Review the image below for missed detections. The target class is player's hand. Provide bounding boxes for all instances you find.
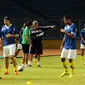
[28,39,30,43]
[6,34,11,38]
[60,29,65,33]
[51,25,55,28]
[30,44,32,47]
[0,44,2,48]
[15,34,19,38]
[60,45,63,50]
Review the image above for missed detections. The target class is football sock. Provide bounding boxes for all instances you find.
[70,61,74,74]
[62,61,68,72]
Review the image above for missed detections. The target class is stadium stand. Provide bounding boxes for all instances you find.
[0,0,85,39]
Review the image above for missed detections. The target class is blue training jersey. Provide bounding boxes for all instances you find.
[64,23,77,49]
[18,28,24,44]
[1,24,18,46]
[80,29,85,45]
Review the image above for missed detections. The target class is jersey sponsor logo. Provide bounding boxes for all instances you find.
[31,30,42,33]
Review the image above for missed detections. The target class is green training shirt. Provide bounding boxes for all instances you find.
[22,27,31,44]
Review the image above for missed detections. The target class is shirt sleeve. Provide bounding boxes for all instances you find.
[39,26,51,31]
[71,26,77,34]
[80,30,83,37]
[24,28,29,36]
[71,25,77,38]
[14,27,18,34]
[0,31,2,38]
[0,27,4,38]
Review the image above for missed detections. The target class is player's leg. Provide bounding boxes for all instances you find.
[25,44,30,66]
[37,54,41,68]
[9,44,18,75]
[35,53,37,59]
[21,44,26,67]
[15,44,22,57]
[36,43,43,68]
[3,46,9,75]
[60,48,69,77]
[33,53,38,63]
[15,49,21,58]
[11,56,18,75]
[0,64,2,79]
[22,44,30,68]
[68,50,76,78]
[13,44,22,64]
[4,57,9,74]
[80,44,85,62]
[10,44,21,64]
[29,46,36,67]
[29,54,33,67]
[21,54,25,68]
[25,53,29,68]
[10,49,20,64]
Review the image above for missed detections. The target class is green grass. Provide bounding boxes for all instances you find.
[0,56,85,85]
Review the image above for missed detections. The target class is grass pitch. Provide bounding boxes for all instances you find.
[0,56,85,85]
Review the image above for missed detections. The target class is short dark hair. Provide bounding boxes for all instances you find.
[63,15,72,21]
[26,21,32,26]
[4,16,11,21]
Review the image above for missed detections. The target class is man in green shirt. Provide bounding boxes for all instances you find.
[21,21,32,68]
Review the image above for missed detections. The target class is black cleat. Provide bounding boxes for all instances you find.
[0,77,2,79]
[29,65,32,68]
[37,65,41,68]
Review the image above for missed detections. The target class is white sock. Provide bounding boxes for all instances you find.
[22,64,24,66]
[34,58,37,61]
[21,64,25,68]
[37,62,40,65]
[28,61,32,65]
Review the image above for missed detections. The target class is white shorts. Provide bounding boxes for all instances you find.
[3,44,16,58]
[17,44,22,50]
[80,44,85,49]
[61,48,76,59]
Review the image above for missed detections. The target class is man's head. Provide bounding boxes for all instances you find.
[84,24,85,28]
[4,16,11,26]
[22,23,26,29]
[63,15,72,25]
[32,20,39,29]
[26,21,32,28]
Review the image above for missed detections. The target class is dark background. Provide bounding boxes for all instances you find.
[0,0,85,39]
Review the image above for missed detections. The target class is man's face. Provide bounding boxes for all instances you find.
[84,24,85,28]
[63,18,69,24]
[4,19,10,25]
[34,24,39,29]
[23,23,26,29]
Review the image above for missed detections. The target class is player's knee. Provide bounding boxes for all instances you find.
[5,57,9,59]
[61,58,65,62]
[69,59,73,63]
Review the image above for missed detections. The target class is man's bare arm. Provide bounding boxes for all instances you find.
[60,37,65,49]
[60,29,74,38]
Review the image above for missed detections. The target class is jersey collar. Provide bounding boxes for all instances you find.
[5,24,12,29]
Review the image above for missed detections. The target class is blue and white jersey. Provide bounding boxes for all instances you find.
[1,24,18,46]
[18,28,24,44]
[64,23,77,49]
[80,29,85,45]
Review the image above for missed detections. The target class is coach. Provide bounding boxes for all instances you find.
[29,21,55,68]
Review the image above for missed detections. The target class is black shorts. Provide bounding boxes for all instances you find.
[22,44,30,53]
[30,43,43,55]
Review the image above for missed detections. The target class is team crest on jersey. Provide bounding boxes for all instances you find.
[1,27,7,31]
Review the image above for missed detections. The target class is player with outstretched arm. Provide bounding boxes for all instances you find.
[29,21,55,68]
